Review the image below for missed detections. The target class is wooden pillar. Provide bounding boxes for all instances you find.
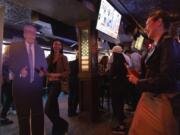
[76,21,99,121]
[0,5,5,108]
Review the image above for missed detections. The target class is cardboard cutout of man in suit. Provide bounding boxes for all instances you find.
[4,24,47,135]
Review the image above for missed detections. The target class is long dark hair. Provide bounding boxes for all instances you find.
[50,38,63,56]
[48,39,64,72]
[99,56,108,69]
[111,52,128,79]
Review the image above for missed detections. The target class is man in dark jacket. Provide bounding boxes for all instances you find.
[68,58,79,117]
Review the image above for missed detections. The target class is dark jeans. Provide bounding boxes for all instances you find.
[128,84,141,111]
[98,75,110,109]
[45,81,68,135]
[14,89,44,135]
[111,79,127,124]
[68,78,79,115]
[111,91,125,124]
[1,81,13,118]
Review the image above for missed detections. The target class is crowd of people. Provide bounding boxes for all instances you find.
[97,45,142,134]
[0,9,180,135]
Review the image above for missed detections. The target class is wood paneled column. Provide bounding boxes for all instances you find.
[76,20,99,121]
[0,5,5,108]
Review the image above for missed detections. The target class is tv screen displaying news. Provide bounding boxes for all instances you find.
[96,0,122,39]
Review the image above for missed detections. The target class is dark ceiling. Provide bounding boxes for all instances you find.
[8,0,98,48]
[4,0,180,47]
[111,0,180,31]
[9,0,180,29]
[11,0,97,25]
[9,0,179,34]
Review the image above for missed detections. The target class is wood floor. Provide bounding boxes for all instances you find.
[0,94,133,135]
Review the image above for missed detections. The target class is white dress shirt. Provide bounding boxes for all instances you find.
[25,41,35,82]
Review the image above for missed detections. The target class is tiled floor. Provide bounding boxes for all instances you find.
[0,94,133,135]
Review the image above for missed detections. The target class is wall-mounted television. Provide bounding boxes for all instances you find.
[96,0,122,39]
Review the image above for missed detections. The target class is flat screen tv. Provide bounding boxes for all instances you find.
[96,0,122,39]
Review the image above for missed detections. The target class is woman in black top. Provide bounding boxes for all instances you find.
[45,39,69,135]
[110,46,129,134]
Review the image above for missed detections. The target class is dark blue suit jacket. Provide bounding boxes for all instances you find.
[5,40,47,93]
